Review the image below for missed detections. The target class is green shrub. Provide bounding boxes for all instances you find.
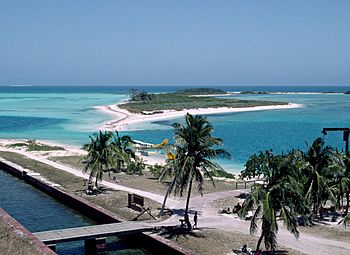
[7,143,28,148]
[126,158,145,175]
[148,164,164,178]
[205,169,235,179]
[7,140,64,151]
[27,140,65,151]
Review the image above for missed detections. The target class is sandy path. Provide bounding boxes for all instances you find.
[159,190,350,255]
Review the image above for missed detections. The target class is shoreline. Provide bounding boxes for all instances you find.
[96,103,304,131]
[0,138,166,167]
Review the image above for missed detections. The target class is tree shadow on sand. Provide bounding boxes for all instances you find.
[235,192,249,199]
[76,186,114,195]
[157,208,199,217]
[232,249,289,255]
[157,226,206,241]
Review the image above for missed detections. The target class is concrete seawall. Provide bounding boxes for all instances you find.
[0,159,197,255]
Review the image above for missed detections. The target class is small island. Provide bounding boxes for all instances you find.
[97,88,302,131]
[119,88,288,113]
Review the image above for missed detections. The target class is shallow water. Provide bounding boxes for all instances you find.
[0,85,349,172]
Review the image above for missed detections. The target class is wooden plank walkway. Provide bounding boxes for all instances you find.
[33,222,153,244]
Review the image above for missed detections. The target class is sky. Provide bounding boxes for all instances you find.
[1,1,350,86]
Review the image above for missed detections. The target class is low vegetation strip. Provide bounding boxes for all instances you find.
[120,90,287,113]
[7,140,65,151]
[0,208,56,255]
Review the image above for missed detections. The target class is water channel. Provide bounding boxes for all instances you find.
[0,169,152,254]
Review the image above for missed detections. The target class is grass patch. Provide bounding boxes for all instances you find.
[120,93,287,113]
[48,155,85,169]
[299,224,350,243]
[0,221,44,255]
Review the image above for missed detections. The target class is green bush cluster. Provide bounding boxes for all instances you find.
[148,164,164,178]
[126,159,145,175]
[205,168,235,179]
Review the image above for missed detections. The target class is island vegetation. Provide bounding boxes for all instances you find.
[175,87,227,95]
[240,91,269,94]
[120,88,287,113]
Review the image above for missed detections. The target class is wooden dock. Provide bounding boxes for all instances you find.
[33,222,153,244]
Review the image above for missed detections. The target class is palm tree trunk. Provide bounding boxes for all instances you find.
[345,191,350,215]
[184,177,193,230]
[313,193,318,215]
[256,230,264,251]
[95,175,98,189]
[159,179,174,216]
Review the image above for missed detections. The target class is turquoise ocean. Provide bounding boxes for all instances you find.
[1,85,349,173]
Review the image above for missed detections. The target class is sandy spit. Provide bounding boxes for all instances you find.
[96,103,304,131]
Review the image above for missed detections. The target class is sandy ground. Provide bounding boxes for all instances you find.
[158,190,350,255]
[96,103,303,131]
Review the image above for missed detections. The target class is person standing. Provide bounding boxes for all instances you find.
[193,211,198,229]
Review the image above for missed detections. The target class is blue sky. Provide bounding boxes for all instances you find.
[1,1,350,86]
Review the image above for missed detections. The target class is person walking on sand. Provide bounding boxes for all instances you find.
[193,211,198,229]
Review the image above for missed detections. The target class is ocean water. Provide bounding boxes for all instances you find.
[0,85,349,173]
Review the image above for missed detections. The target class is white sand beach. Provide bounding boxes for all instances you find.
[97,103,304,131]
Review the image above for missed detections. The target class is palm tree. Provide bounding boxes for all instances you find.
[302,137,336,215]
[242,150,275,179]
[110,131,135,172]
[83,131,114,188]
[161,113,230,229]
[82,130,134,189]
[343,154,350,214]
[241,150,308,251]
[330,152,350,215]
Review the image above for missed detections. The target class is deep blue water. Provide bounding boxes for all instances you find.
[0,85,349,172]
[1,85,349,93]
